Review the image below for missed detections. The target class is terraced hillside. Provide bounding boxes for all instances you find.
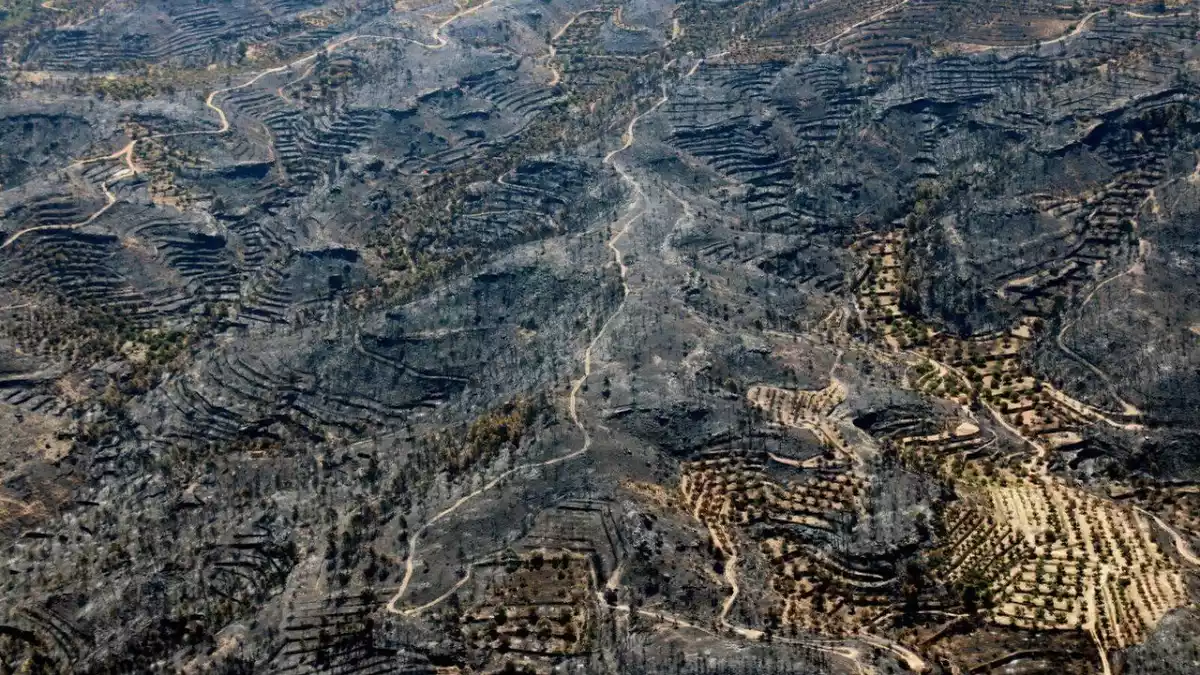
[2,0,1200,673]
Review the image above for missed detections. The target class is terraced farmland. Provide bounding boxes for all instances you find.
[2,0,1200,672]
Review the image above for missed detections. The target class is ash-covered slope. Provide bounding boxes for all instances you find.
[1,0,1200,673]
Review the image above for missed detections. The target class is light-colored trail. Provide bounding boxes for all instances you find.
[1124,9,1197,19]
[69,141,136,170]
[1136,507,1200,567]
[951,9,1105,54]
[1055,246,1146,419]
[384,416,591,613]
[428,0,498,46]
[813,0,911,50]
[604,86,668,168]
[2,140,137,250]
[611,6,648,33]
[2,3,497,252]
[858,632,929,673]
[710,526,742,629]
[1028,9,1105,47]
[387,80,666,617]
[733,0,910,56]
[277,62,318,103]
[0,494,41,517]
[1043,385,1144,432]
[600,599,873,675]
[395,565,475,616]
[545,8,608,86]
[687,465,897,669]
[1090,626,1114,675]
[951,7,1177,55]
[1,170,123,251]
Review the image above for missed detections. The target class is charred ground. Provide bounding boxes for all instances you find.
[2,0,1200,673]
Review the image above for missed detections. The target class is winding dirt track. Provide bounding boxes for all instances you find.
[1090,626,1114,675]
[1022,9,1104,48]
[730,0,910,58]
[1136,507,1200,567]
[813,0,911,50]
[706,524,743,630]
[955,8,1184,55]
[0,141,136,251]
[0,494,41,518]
[857,632,929,673]
[598,597,875,675]
[1,169,124,251]
[545,8,608,86]
[1054,243,1147,419]
[1,0,497,252]
[385,82,666,618]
